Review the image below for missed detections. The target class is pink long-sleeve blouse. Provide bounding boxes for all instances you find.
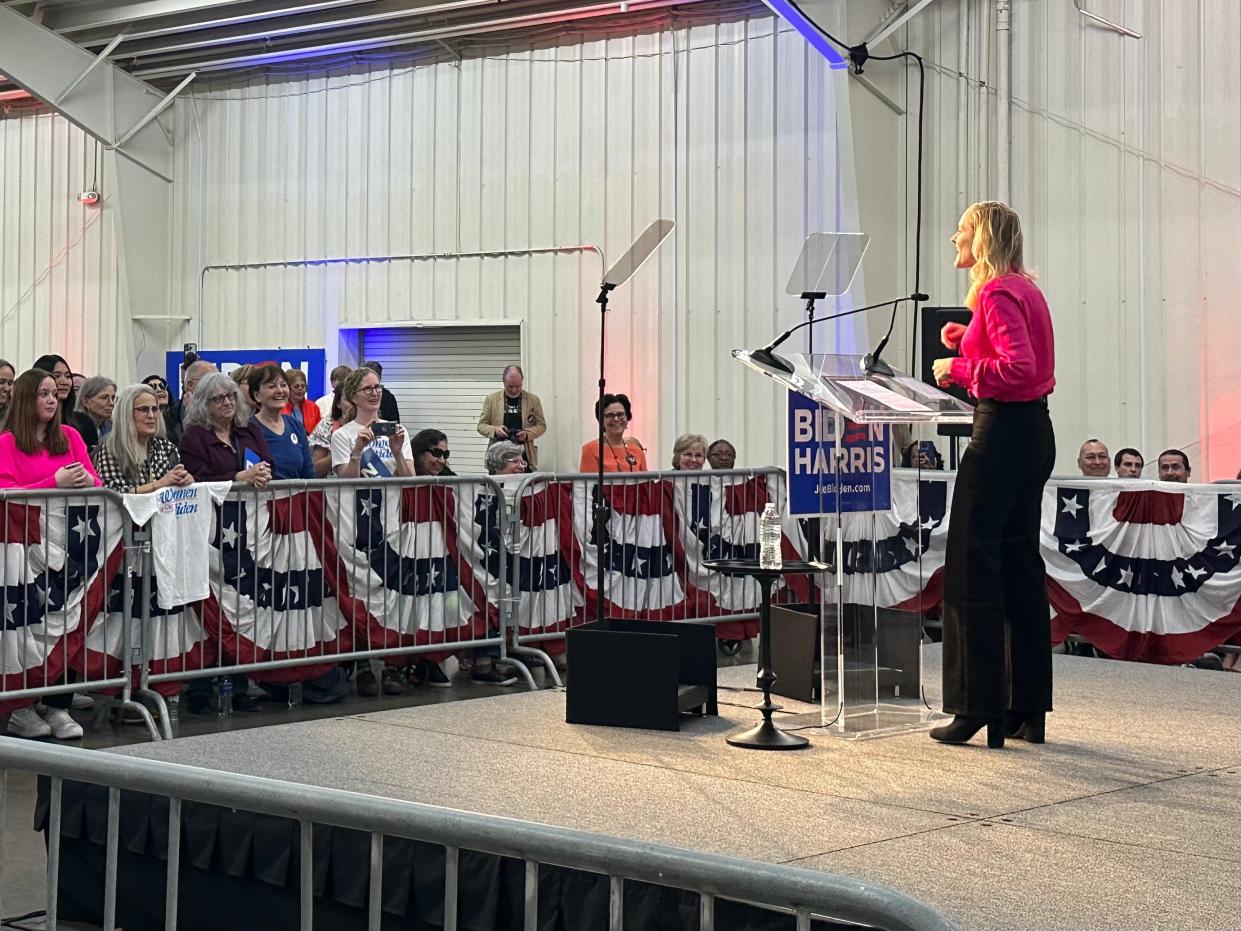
[948,273,1055,402]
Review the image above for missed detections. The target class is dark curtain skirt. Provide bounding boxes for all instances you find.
[37,779,869,931]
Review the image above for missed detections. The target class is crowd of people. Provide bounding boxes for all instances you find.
[1074,438,1197,482]
[1,348,1234,739]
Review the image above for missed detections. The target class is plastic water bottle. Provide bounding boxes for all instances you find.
[217,677,234,719]
[166,693,180,727]
[287,681,303,712]
[759,503,783,570]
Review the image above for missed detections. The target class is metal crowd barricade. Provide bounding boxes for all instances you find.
[0,488,159,739]
[137,474,530,734]
[0,739,961,931]
[504,467,814,680]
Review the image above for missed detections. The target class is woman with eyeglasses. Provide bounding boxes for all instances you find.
[411,428,456,477]
[31,354,99,452]
[0,368,101,740]
[93,384,193,494]
[281,368,321,436]
[177,372,273,488]
[579,393,647,473]
[75,375,117,443]
[330,367,411,478]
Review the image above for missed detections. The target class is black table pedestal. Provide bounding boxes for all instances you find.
[704,558,828,751]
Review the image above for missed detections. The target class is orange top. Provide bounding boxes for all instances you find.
[579,438,648,473]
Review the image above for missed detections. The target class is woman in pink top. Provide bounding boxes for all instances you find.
[928,202,1056,750]
[0,369,100,740]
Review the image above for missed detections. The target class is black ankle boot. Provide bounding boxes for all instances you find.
[930,715,1004,748]
[1005,711,1046,743]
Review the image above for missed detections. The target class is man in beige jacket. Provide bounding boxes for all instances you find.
[477,364,547,469]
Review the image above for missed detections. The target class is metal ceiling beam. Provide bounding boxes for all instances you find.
[89,0,497,59]
[53,0,370,37]
[0,3,184,367]
[129,0,710,78]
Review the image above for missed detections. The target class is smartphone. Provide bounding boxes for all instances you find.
[371,421,397,438]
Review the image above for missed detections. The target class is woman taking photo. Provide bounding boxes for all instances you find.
[94,384,194,493]
[579,393,648,473]
[330,367,411,478]
[31,354,98,451]
[178,372,273,489]
[0,368,99,740]
[248,364,315,480]
[930,201,1056,749]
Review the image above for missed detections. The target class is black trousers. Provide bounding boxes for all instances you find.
[941,398,1056,717]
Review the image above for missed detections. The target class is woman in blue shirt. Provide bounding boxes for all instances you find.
[247,363,315,480]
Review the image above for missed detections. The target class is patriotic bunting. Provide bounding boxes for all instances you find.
[4,473,1240,704]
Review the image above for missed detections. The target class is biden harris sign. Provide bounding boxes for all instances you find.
[787,390,891,516]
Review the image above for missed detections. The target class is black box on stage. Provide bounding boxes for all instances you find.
[566,619,717,731]
[919,306,975,439]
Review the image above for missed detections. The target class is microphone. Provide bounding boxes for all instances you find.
[862,292,927,376]
[750,292,929,376]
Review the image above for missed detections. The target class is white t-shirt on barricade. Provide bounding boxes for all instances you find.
[330,420,412,478]
[123,482,233,609]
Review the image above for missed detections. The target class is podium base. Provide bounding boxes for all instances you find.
[726,720,810,750]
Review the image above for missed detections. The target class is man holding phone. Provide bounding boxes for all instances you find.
[477,364,547,470]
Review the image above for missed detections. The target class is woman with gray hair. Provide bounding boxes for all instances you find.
[484,440,527,476]
[75,375,117,444]
[177,371,272,487]
[93,384,193,493]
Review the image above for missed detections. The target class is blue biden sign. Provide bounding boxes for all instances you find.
[787,390,891,516]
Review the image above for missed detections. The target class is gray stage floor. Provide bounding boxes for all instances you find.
[102,647,1241,931]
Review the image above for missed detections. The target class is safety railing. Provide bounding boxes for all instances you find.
[505,468,816,654]
[0,470,816,739]
[0,738,961,931]
[0,488,160,738]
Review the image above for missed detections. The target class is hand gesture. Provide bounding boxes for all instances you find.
[931,357,954,387]
[514,430,527,443]
[940,321,967,350]
[391,424,408,460]
[54,463,91,489]
[494,426,509,440]
[162,465,193,487]
[353,427,374,453]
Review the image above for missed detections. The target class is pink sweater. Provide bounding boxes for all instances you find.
[949,274,1056,402]
[0,427,102,489]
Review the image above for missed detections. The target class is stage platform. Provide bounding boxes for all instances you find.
[109,646,1241,931]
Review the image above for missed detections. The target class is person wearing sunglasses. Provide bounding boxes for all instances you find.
[30,354,99,452]
[330,367,411,478]
[141,375,172,411]
[93,384,193,494]
[579,393,647,473]
[412,428,456,478]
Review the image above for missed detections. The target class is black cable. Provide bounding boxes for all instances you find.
[766,0,929,376]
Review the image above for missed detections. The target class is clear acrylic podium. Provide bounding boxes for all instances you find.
[733,347,975,738]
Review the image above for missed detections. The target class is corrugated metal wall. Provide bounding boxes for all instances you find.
[3,1,1237,476]
[0,114,125,378]
[169,14,862,471]
[897,0,1241,478]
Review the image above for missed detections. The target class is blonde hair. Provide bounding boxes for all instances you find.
[671,433,708,469]
[962,201,1030,310]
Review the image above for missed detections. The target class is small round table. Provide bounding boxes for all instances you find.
[704,558,830,750]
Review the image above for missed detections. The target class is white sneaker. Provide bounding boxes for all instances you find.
[40,707,84,740]
[71,694,95,710]
[7,706,52,738]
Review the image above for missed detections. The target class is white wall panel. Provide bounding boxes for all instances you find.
[167,13,861,472]
[886,0,1241,478]
[0,114,126,380]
